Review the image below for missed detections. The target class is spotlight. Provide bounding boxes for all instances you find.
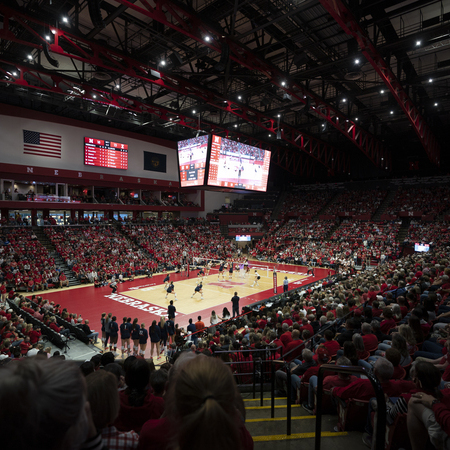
[429,78,433,83]
[268,134,272,137]
[238,95,242,100]
[281,81,286,86]
[434,102,438,106]
[355,58,360,64]
[342,98,347,102]
[355,117,358,121]
[390,110,394,114]
[116,84,120,89]
[234,124,238,128]
[12,71,18,77]
[92,94,97,99]
[277,114,281,118]
[62,16,69,23]
[380,89,385,94]
[416,40,421,46]
[45,35,51,41]
[192,110,196,114]
[205,35,211,42]
[27,54,33,60]
[160,60,166,66]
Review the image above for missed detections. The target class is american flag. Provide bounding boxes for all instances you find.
[23,130,62,158]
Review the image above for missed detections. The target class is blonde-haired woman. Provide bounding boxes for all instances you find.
[139,354,253,450]
[158,316,169,356]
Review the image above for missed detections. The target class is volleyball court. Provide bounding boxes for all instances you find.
[25,260,327,358]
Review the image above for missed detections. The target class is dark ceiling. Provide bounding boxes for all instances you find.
[0,0,449,182]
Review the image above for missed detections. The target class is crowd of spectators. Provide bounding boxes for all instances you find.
[0,227,61,292]
[385,186,450,216]
[2,207,450,448]
[44,225,156,282]
[121,218,237,267]
[322,189,388,216]
[404,221,450,247]
[279,190,335,216]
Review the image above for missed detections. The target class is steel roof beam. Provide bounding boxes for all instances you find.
[319,0,441,167]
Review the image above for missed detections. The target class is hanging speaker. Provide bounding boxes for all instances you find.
[214,43,230,72]
[43,43,59,68]
[88,0,105,29]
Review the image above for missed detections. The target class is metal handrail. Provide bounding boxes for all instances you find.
[315,364,386,450]
[281,304,364,362]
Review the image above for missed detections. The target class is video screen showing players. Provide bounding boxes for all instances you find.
[207,135,271,192]
[177,135,209,187]
[415,243,430,252]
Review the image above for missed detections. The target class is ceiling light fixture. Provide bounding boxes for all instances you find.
[380,89,385,94]
[354,58,360,64]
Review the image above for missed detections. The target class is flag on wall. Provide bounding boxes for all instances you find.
[23,130,62,158]
[144,151,167,173]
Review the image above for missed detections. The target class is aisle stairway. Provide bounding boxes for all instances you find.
[242,395,363,449]
[372,189,396,221]
[32,227,80,286]
[271,190,288,220]
[396,218,411,244]
[312,191,343,219]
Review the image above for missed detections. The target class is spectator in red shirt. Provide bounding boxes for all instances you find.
[20,336,32,356]
[299,318,314,337]
[380,308,397,334]
[284,330,304,363]
[280,323,293,348]
[361,322,379,352]
[332,358,415,402]
[321,329,341,357]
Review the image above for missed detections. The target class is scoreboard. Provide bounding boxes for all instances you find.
[84,137,128,170]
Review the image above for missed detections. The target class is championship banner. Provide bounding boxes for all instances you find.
[273,270,277,294]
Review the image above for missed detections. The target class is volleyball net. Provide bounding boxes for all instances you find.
[191,257,271,277]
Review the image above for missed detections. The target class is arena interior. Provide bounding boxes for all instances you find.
[1,1,450,449]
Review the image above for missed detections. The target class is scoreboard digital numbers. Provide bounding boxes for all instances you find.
[84,137,128,170]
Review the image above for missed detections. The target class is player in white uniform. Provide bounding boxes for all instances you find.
[251,270,260,287]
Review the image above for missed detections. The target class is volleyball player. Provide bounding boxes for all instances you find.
[244,259,249,277]
[205,261,212,276]
[191,282,204,300]
[138,323,148,357]
[165,281,177,301]
[228,261,234,280]
[218,261,225,281]
[163,273,170,290]
[109,316,119,355]
[119,317,131,358]
[197,267,205,281]
[251,270,260,287]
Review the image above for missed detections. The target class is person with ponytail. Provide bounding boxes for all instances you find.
[138,354,253,450]
[114,358,164,433]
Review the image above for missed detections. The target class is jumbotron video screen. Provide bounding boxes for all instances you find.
[177,135,209,187]
[207,135,271,191]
